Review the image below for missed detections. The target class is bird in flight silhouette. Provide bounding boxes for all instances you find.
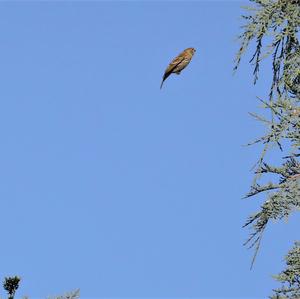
[160,47,196,89]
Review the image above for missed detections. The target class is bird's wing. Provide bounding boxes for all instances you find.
[160,56,185,89]
[164,55,185,75]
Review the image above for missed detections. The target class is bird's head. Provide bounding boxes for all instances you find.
[186,47,196,55]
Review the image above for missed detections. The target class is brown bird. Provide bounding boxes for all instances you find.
[160,47,196,89]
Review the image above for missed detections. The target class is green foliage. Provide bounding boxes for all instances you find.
[270,242,300,298]
[235,0,300,293]
[2,277,79,299]
[235,0,300,95]
[3,276,21,299]
[46,289,80,299]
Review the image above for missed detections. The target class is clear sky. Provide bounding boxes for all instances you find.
[0,1,299,298]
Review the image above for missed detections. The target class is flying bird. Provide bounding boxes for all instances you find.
[160,47,196,89]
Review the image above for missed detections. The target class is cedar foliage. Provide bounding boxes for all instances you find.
[1,277,79,299]
[3,277,20,299]
[235,0,300,297]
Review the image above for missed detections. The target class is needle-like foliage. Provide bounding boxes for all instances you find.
[3,277,21,299]
[270,242,300,298]
[235,0,300,296]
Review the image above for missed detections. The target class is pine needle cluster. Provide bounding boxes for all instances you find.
[271,242,300,298]
[235,0,300,296]
[1,277,79,299]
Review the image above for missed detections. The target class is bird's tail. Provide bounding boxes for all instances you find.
[160,72,170,89]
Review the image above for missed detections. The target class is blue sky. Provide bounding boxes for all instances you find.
[0,1,299,298]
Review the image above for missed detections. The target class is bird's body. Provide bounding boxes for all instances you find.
[160,47,196,89]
